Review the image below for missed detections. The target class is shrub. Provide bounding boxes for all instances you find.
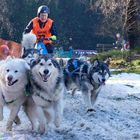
[90,50,129,61]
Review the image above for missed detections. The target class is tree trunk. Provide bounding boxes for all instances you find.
[125,0,138,50]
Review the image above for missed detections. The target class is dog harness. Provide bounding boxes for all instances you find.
[34,92,52,103]
[89,78,102,90]
[33,77,62,103]
[65,59,85,76]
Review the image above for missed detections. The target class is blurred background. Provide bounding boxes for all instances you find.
[0,0,139,50]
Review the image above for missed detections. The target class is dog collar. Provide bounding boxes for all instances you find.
[90,78,101,89]
[34,92,52,103]
[2,94,16,105]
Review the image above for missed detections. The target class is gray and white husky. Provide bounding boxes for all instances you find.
[30,56,65,133]
[64,59,110,112]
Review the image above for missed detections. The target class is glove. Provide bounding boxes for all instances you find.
[51,35,57,41]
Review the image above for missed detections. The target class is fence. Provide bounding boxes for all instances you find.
[96,44,114,53]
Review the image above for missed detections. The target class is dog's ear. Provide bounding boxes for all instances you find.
[5,56,13,62]
[104,57,111,67]
[93,59,99,67]
[25,62,30,70]
[51,59,61,70]
[21,47,26,58]
[20,59,30,70]
[22,48,32,58]
[34,53,40,60]
[30,60,36,68]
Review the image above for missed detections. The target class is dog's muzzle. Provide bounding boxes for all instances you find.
[101,79,106,85]
[7,75,18,86]
[98,78,106,85]
[39,72,51,82]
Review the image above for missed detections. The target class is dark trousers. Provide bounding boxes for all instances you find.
[45,44,53,54]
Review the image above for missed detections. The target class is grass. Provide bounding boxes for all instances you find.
[90,50,129,61]
[110,59,140,74]
[90,49,140,74]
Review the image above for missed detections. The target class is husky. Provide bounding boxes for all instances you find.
[64,59,110,112]
[30,56,65,133]
[22,48,40,65]
[21,33,40,65]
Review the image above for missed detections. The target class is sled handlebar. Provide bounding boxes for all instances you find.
[37,38,52,42]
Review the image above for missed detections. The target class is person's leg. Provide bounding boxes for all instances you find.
[45,44,53,57]
[45,44,53,53]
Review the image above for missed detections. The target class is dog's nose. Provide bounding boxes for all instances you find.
[7,75,13,81]
[44,69,49,75]
[102,78,105,82]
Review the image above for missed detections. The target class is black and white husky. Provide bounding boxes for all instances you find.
[64,59,110,112]
[22,48,40,65]
[21,33,40,65]
[30,56,65,133]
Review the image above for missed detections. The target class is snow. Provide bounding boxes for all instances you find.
[0,73,140,140]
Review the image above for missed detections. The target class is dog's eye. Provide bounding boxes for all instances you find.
[40,63,44,66]
[48,63,52,66]
[15,70,18,73]
[6,69,10,72]
[99,72,102,75]
[28,56,32,58]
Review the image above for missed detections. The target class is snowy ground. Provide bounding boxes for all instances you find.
[0,73,140,140]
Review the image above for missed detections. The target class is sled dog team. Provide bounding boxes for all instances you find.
[0,33,110,134]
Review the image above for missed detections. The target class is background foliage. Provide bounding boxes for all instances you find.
[0,0,139,50]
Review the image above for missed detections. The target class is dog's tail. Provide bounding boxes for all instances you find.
[21,33,36,50]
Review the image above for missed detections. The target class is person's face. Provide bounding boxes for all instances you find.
[39,13,48,22]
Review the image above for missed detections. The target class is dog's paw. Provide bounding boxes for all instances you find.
[6,124,12,131]
[55,118,61,128]
[87,108,96,112]
[39,125,46,135]
[0,115,3,121]
[6,121,13,131]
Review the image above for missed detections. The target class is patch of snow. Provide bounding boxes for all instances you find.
[0,73,140,140]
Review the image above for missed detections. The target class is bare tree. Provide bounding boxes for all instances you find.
[78,0,139,39]
[124,0,138,49]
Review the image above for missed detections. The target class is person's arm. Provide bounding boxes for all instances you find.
[50,22,57,41]
[23,21,33,34]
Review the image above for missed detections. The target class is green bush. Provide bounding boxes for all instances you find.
[132,46,140,54]
[90,50,129,61]
[90,49,140,73]
[110,59,140,74]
